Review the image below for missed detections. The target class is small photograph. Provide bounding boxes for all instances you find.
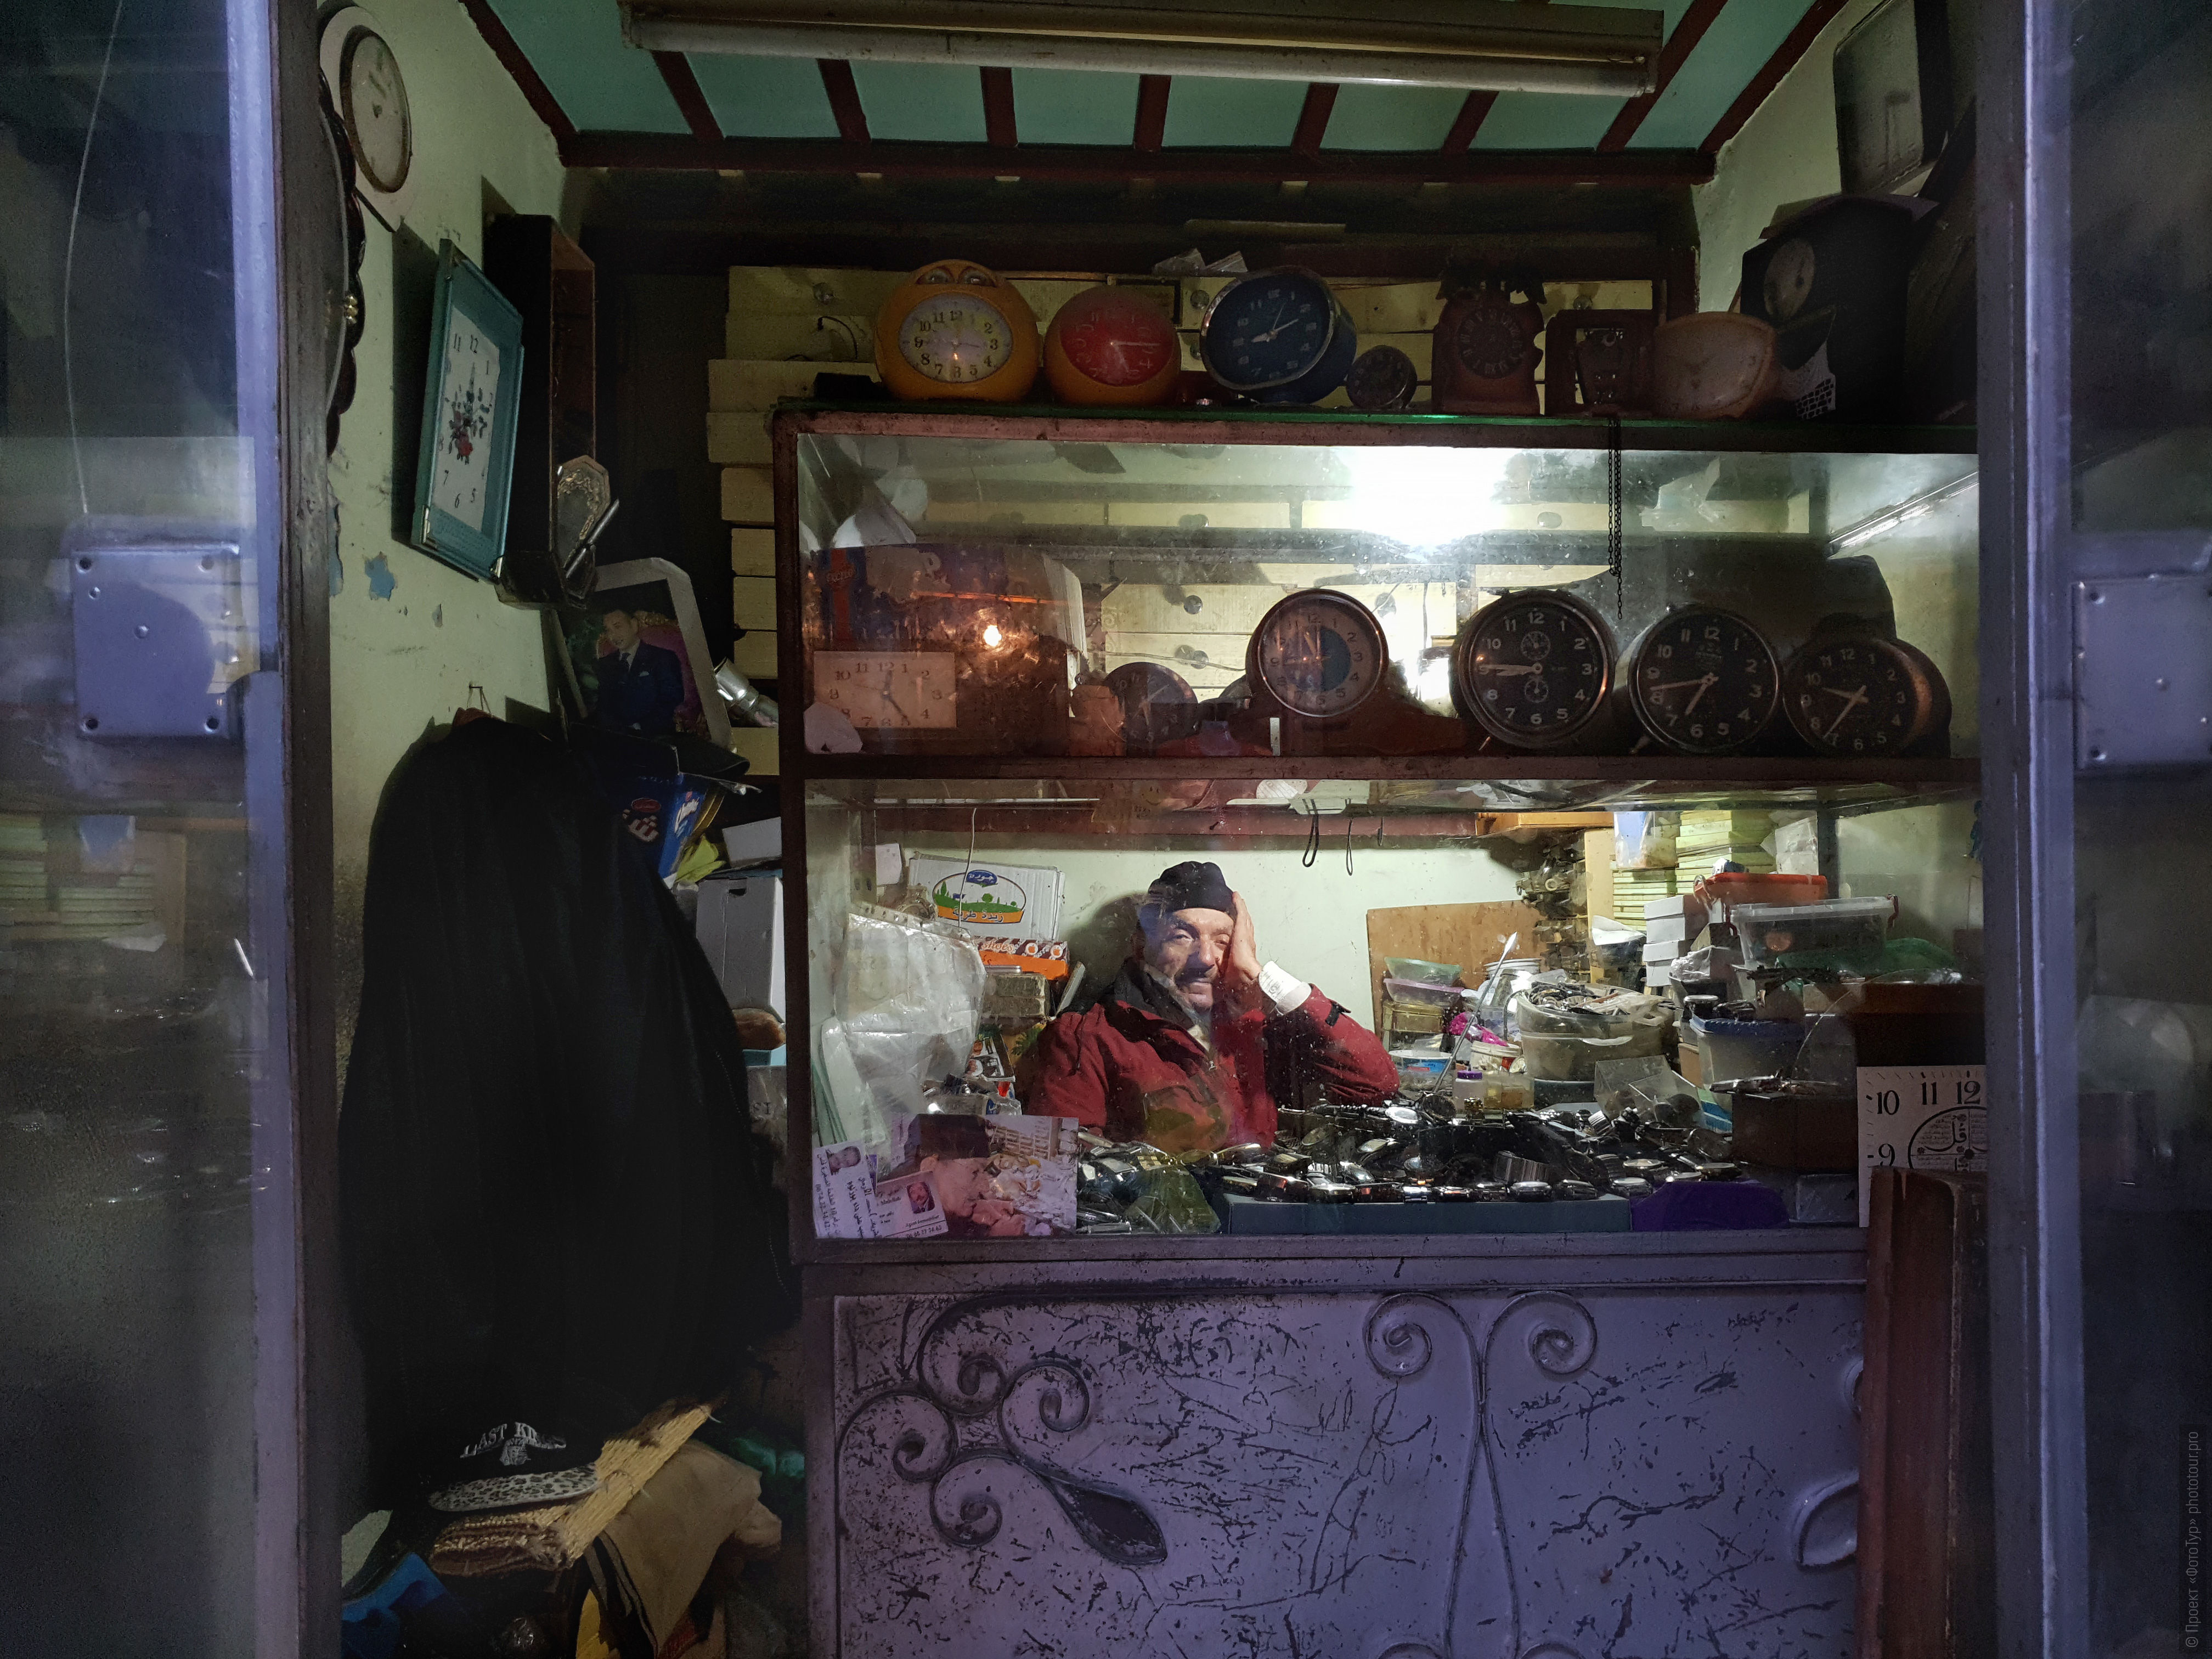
[563,558,728,744]
[882,1114,1079,1238]
[871,1167,950,1240]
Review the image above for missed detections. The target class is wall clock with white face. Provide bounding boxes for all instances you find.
[319,8,415,227]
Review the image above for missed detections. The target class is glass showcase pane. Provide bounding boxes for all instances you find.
[795,431,1977,763]
[802,775,1983,1243]
[0,0,278,1648]
[2067,3,2212,1650]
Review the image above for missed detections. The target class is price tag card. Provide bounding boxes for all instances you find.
[1855,1065,1989,1224]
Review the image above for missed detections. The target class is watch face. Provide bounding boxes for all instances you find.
[899,294,1015,385]
[1453,299,1533,381]
[1201,273,1335,391]
[341,29,410,195]
[1782,635,1930,755]
[1455,590,1615,748]
[1249,591,1386,719]
[1059,292,1177,387]
[1628,608,1778,754]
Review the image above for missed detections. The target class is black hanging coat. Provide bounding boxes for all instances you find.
[339,717,794,1500]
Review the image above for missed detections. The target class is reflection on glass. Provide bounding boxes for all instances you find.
[795,433,1978,760]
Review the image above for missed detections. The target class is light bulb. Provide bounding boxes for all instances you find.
[983,623,1003,649]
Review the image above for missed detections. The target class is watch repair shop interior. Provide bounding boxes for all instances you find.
[320,0,1986,1643]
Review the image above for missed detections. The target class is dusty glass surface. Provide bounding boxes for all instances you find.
[800,776,1982,1243]
[0,0,278,1647]
[793,428,1978,761]
[2066,3,2212,1650]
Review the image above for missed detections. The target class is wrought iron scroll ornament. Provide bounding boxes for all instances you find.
[837,1311,1168,1569]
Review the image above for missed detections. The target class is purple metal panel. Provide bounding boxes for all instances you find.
[820,1263,1866,1657]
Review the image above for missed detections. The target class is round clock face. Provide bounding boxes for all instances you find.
[1249,591,1387,720]
[1628,607,1779,754]
[1346,345,1418,411]
[899,293,1015,385]
[1102,661,1198,751]
[1454,590,1615,748]
[1058,292,1177,387]
[1782,634,1939,756]
[340,29,411,196]
[1454,301,1533,381]
[1201,272,1335,391]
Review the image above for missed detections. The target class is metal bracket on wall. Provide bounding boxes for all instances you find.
[2075,571,2212,770]
[70,538,249,740]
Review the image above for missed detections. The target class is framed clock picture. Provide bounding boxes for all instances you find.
[410,241,524,581]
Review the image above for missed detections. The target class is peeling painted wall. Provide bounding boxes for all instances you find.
[1694,0,1889,314]
[325,0,574,1060]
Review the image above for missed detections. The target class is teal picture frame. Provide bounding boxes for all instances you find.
[410,240,524,580]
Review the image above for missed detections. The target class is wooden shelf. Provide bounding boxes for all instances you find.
[798,752,1977,785]
[780,402,1978,456]
[799,754,1980,820]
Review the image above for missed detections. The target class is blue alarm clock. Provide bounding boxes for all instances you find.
[1199,268,1357,403]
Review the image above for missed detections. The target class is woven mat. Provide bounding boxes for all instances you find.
[428,1401,714,1578]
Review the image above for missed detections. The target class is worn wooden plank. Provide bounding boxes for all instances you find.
[731,527,777,577]
[733,575,778,630]
[1365,899,1544,1020]
[721,465,774,524]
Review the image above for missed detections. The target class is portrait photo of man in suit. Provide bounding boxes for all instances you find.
[591,607,687,735]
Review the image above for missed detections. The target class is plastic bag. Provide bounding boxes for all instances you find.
[834,909,987,1124]
[1123,1163,1222,1234]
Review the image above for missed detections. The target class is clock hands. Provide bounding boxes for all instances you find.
[1818,682,1869,733]
[1481,663,1547,676]
[1648,673,1718,715]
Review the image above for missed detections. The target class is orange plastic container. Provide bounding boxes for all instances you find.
[1692,871,1827,922]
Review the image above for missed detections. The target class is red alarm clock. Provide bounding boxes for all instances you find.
[1043,286,1182,406]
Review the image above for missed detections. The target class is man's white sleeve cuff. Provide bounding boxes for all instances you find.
[1258,961,1310,1015]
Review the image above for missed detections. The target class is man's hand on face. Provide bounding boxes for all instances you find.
[1224,890,1263,991]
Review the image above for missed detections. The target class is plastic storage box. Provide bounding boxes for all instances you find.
[1692,871,1827,921]
[1733,895,1895,970]
[1689,1015,1809,1087]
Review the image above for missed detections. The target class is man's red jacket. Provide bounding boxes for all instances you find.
[1022,960,1400,1151]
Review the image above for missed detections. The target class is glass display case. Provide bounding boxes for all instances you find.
[776,408,1981,1254]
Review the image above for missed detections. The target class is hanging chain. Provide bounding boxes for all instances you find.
[1607,413,1624,615]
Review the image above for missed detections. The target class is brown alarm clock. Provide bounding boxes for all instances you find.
[1781,632,1951,756]
[1434,274,1544,415]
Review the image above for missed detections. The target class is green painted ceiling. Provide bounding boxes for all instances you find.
[482,0,1827,155]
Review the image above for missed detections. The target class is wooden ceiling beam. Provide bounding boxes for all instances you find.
[455,0,576,144]
[1598,0,1731,151]
[558,132,1715,187]
[1293,82,1340,159]
[818,59,871,143]
[651,51,722,144]
[1134,74,1172,151]
[1441,90,1499,151]
[980,65,1018,147]
[1702,0,1850,153]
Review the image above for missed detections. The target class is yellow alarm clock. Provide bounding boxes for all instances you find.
[873,261,1040,403]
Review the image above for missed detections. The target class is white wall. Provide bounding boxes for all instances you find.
[326,0,572,1053]
[900,834,1525,1028]
[1694,0,1888,312]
